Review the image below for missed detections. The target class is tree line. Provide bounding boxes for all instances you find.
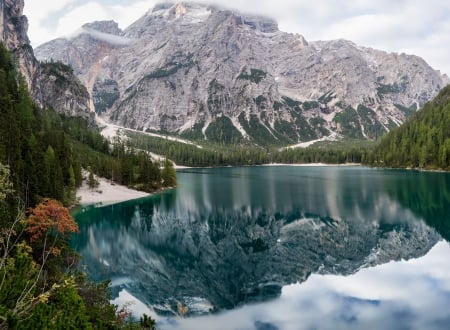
[128,131,368,167]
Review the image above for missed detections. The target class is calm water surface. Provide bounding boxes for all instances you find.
[72,166,450,330]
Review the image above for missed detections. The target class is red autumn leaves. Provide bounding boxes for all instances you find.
[26,198,79,242]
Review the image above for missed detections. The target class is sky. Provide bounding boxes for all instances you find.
[23,0,450,76]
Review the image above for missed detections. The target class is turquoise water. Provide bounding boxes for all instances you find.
[72,166,450,329]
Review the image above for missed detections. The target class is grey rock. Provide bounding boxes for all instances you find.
[35,1,449,145]
[0,0,92,119]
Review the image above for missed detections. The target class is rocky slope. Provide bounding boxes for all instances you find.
[0,0,91,119]
[35,1,449,145]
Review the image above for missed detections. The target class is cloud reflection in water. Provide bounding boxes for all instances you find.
[169,241,450,330]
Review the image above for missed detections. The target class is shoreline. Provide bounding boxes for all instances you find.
[175,163,362,170]
[76,176,150,207]
[261,162,361,167]
[76,163,447,207]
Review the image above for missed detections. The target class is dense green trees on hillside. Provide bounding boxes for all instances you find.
[128,131,368,167]
[0,42,171,210]
[0,43,158,328]
[369,85,450,170]
[65,116,173,192]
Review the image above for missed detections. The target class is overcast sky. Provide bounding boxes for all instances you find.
[24,0,450,76]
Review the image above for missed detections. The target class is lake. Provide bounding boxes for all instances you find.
[72,166,450,330]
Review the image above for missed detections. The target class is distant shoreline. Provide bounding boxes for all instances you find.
[261,163,361,167]
[175,163,362,170]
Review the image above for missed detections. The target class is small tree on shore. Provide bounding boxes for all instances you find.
[161,160,176,187]
[87,167,99,190]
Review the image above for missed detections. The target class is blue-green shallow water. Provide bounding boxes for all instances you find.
[72,166,450,330]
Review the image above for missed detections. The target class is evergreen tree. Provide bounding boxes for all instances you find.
[162,159,177,187]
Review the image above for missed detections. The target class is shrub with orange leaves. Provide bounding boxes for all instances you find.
[26,198,79,242]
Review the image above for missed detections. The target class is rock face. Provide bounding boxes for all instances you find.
[0,0,91,119]
[35,1,449,145]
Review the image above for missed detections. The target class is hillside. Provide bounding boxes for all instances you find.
[35,1,449,147]
[370,85,450,170]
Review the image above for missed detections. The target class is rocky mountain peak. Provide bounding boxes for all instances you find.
[82,20,123,35]
[0,0,35,88]
[0,0,92,119]
[0,0,27,46]
[145,1,279,32]
[35,1,449,146]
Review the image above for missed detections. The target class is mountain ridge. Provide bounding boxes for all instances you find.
[35,1,449,146]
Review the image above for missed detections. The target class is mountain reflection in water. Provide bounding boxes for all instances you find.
[72,166,450,328]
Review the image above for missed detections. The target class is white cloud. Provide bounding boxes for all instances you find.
[24,0,76,22]
[123,241,450,330]
[23,0,450,75]
[24,0,156,46]
[53,2,111,38]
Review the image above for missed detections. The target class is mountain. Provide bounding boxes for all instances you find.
[370,84,450,170]
[35,1,449,146]
[0,0,92,119]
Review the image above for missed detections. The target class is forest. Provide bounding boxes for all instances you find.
[369,85,450,170]
[0,44,158,328]
[127,131,369,167]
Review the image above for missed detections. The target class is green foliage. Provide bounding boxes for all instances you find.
[0,164,13,200]
[205,116,243,144]
[0,44,158,329]
[255,95,267,107]
[127,130,370,167]
[0,44,76,206]
[145,54,195,79]
[281,96,302,110]
[162,160,177,187]
[289,111,318,142]
[369,85,450,170]
[0,242,39,328]
[40,61,87,96]
[40,60,74,78]
[274,119,298,142]
[87,167,99,189]
[145,65,178,79]
[140,314,156,330]
[127,131,268,167]
[62,116,169,193]
[302,101,320,110]
[309,116,330,137]
[273,144,367,164]
[272,101,283,110]
[356,105,386,140]
[237,68,267,84]
[333,107,364,139]
[180,121,205,141]
[18,278,91,330]
[238,113,282,146]
[394,103,417,118]
[376,81,406,98]
[76,276,118,329]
